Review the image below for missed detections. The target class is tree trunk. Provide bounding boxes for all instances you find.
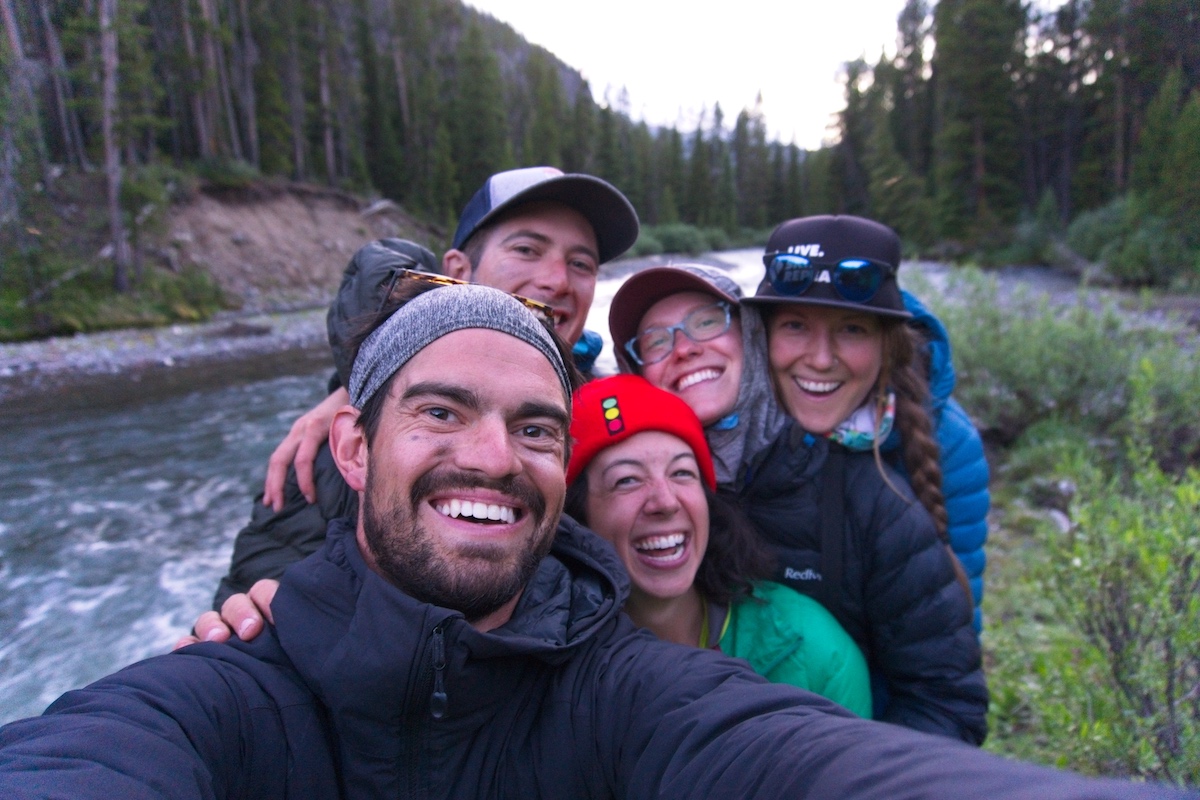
[236,0,258,167]
[38,0,92,170]
[99,0,131,291]
[1113,29,1127,192]
[316,8,337,182]
[180,0,214,158]
[198,0,243,161]
[283,0,305,179]
[1,0,51,182]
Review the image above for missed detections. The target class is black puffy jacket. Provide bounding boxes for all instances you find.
[734,421,989,744]
[3,518,1183,800]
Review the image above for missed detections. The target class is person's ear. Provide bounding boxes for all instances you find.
[329,406,368,492]
[443,249,471,281]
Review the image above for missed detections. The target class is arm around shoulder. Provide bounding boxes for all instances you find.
[213,444,356,610]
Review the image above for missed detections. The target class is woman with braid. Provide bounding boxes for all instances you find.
[607,216,988,744]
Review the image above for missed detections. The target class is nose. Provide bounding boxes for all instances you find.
[669,327,702,359]
[808,328,837,370]
[642,476,682,516]
[533,253,570,297]
[452,416,521,478]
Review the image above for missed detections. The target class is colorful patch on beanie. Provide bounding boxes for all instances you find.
[601,396,625,436]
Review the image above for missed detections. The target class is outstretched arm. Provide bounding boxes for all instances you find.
[262,387,349,509]
[0,646,333,799]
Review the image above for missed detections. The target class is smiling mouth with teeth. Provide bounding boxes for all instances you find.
[676,369,721,392]
[633,533,687,562]
[436,498,518,525]
[796,378,843,395]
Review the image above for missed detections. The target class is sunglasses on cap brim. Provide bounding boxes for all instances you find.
[379,269,556,326]
[761,253,895,303]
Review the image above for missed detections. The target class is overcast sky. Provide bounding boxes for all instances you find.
[465,0,910,150]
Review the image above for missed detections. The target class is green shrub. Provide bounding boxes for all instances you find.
[646,223,709,255]
[1105,214,1191,287]
[701,226,731,252]
[926,269,1200,471]
[985,367,1200,784]
[195,158,260,190]
[1067,197,1129,263]
[1039,368,1200,782]
[930,270,1131,443]
[629,230,664,257]
[993,190,1062,266]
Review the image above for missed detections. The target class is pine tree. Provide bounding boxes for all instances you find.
[732,97,770,230]
[835,57,873,215]
[684,108,712,225]
[866,102,934,247]
[359,0,405,199]
[932,0,1025,241]
[449,21,510,207]
[523,49,564,167]
[562,81,595,173]
[1130,67,1183,204]
[1158,90,1200,246]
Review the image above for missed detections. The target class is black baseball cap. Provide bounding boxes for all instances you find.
[746,215,911,319]
[451,166,640,265]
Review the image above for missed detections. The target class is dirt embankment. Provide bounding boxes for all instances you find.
[0,184,445,417]
[167,183,445,313]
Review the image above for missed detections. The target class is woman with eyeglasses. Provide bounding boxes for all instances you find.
[563,374,873,718]
[606,219,988,744]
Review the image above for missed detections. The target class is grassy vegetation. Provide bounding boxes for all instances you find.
[629,223,770,257]
[919,270,1200,784]
[1,169,229,343]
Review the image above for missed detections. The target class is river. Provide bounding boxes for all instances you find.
[0,249,1188,725]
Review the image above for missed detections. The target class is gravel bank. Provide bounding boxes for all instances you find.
[0,308,334,419]
[0,254,684,420]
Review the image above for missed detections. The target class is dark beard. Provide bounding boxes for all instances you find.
[361,465,558,623]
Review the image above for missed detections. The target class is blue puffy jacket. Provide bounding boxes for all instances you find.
[885,291,990,631]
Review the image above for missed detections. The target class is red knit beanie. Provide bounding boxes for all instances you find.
[566,374,716,490]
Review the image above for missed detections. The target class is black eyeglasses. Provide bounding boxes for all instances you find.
[761,253,894,303]
[379,269,556,326]
[624,301,733,366]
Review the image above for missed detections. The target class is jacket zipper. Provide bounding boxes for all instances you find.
[430,624,447,719]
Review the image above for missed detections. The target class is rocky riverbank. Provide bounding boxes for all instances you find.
[5,250,1197,421]
[0,307,335,419]
[0,253,691,419]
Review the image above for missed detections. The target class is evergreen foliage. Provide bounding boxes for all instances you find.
[2,0,1199,295]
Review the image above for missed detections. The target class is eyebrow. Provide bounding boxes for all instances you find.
[401,384,568,428]
[600,450,696,477]
[499,228,599,263]
[401,382,481,412]
[514,401,570,429]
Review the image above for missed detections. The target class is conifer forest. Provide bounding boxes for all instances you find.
[1,0,1198,291]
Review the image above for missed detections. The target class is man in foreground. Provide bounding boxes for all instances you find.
[0,283,1191,799]
[209,165,637,610]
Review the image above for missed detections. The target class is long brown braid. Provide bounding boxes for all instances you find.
[874,321,948,540]
[875,320,973,608]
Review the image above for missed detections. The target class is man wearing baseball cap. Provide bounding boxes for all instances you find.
[201,167,637,629]
[3,283,1189,800]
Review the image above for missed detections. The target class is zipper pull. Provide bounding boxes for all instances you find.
[430,625,447,720]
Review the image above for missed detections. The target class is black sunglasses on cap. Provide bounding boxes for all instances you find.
[761,253,895,304]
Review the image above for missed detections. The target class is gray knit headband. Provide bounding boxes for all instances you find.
[349,283,571,408]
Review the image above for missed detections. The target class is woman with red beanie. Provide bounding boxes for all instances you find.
[564,374,872,717]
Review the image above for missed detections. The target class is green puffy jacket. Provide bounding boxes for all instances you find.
[722,581,872,718]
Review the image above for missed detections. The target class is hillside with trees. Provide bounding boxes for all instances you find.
[1,0,1198,340]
